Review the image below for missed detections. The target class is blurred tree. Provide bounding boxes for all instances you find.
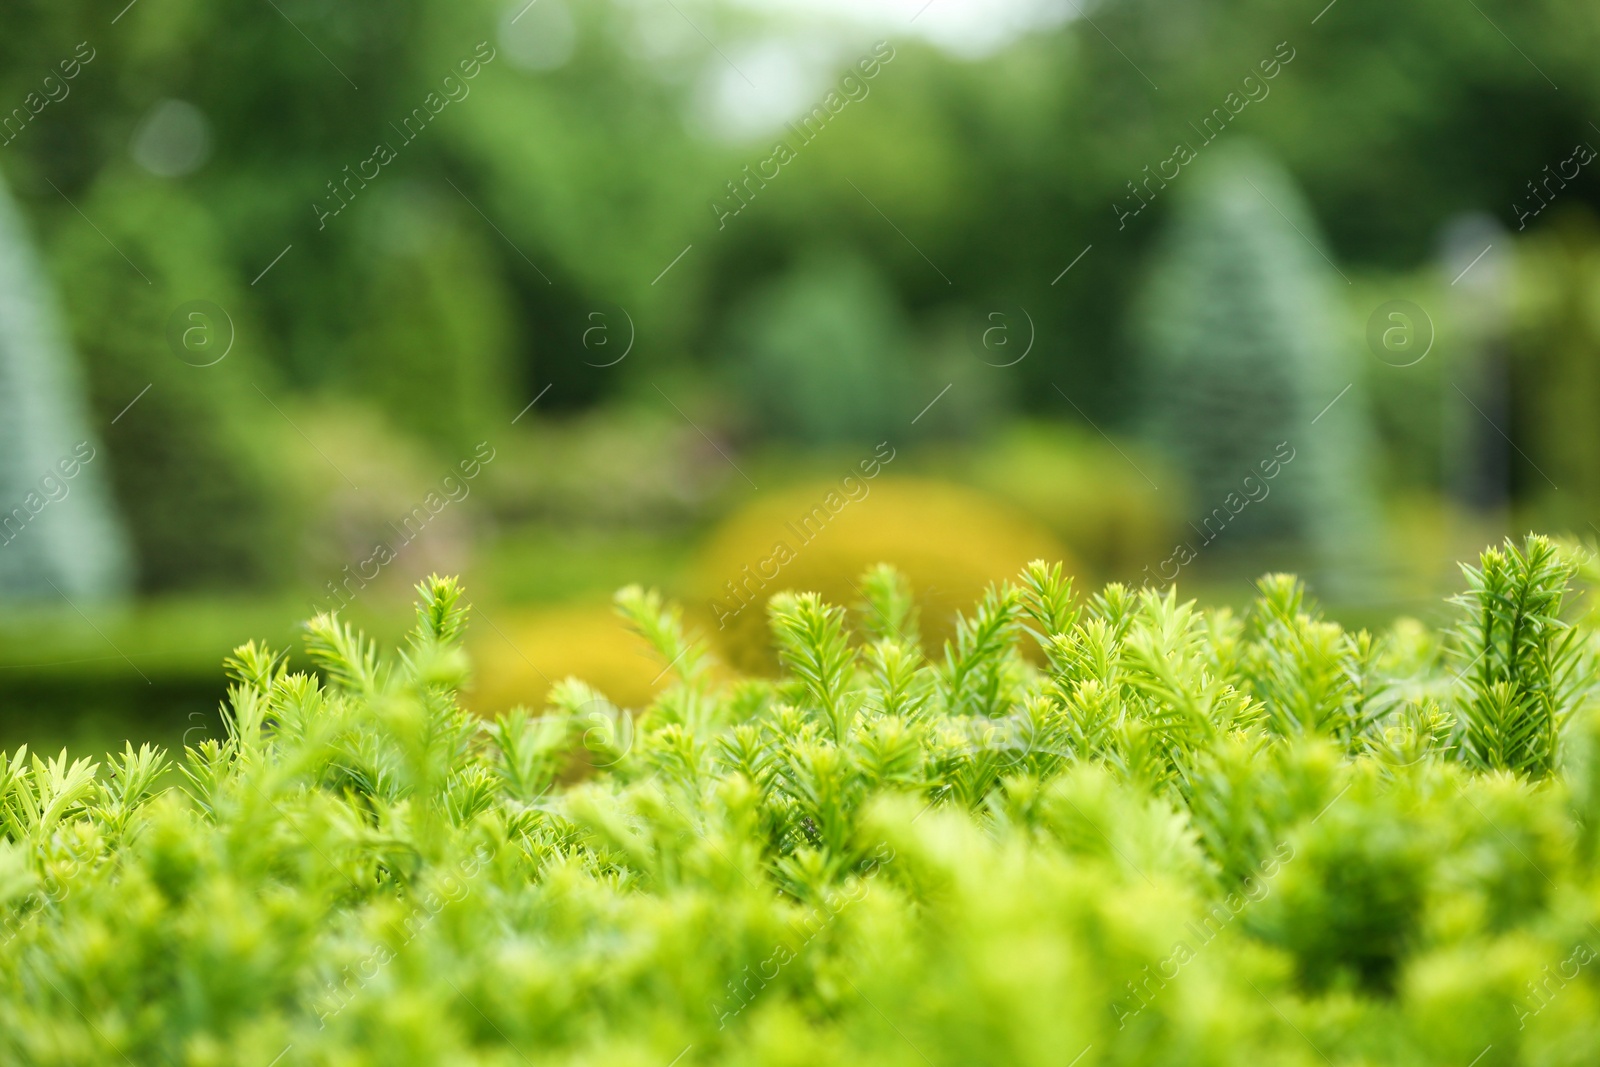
[51,173,294,593]
[7,0,1595,421]
[4,0,1600,553]
[0,167,131,600]
[722,246,917,445]
[1134,145,1380,577]
[337,185,516,454]
[1438,215,1513,515]
[1514,208,1600,526]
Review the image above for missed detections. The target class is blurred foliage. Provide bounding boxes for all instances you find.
[0,594,333,756]
[466,600,668,715]
[1514,208,1600,526]
[0,0,1598,624]
[6,0,1599,429]
[476,527,697,606]
[283,401,480,602]
[0,169,130,600]
[1345,268,1448,498]
[951,421,1175,579]
[693,477,1067,673]
[335,187,517,455]
[53,173,294,593]
[479,405,732,530]
[1135,146,1379,577]
[722,246,918,444]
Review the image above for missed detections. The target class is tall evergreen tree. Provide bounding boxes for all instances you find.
[1135,144,1379,581]
[0,169,131,600]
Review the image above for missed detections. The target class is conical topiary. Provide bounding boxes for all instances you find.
[0,168,131,600]
[1134,144,1378,580]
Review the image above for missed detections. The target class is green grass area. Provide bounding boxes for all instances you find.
[473,524,699,605]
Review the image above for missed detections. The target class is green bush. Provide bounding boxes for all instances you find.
[335,188,518,457]
[4,536,1600,1065]
[955,420,1175,578]
[1512,209,1600,528]
[691,477,1067,673]
[722,247,918,445]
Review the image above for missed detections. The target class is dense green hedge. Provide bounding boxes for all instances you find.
[4,537,1600,1065]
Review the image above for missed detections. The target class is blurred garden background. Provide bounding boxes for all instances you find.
[3,0,1600,751]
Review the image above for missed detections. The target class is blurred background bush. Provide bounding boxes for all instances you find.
[4,0,1600,739]
[693,476,1068,673]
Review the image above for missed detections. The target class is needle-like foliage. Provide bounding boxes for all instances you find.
[1452,535,1585,777]
[1,550,1599,1066]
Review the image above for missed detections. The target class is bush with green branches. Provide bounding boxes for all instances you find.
[4,536,1600,1065]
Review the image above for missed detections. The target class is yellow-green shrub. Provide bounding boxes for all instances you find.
[692,477,1069,672]
[467,599,667,713]
[956,421,1176,578]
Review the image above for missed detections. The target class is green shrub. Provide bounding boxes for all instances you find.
[691,477,1067,673]
[335,188,518,457]
[1512,210,1600,528]
[955,421,1176,579]
[722,247,918,445]
[3,536,1600,1065]
[1247,773,1431,996]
